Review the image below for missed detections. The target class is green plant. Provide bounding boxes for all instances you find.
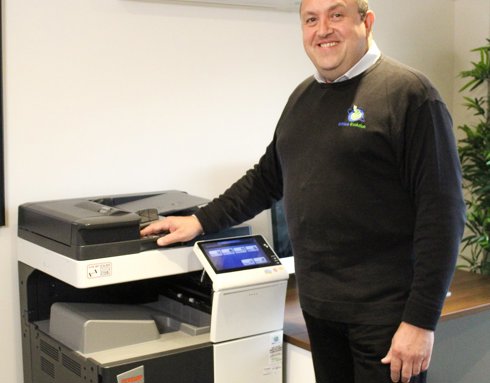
[458,38,490,274]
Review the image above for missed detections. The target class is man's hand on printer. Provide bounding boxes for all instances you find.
[140,215,204,246]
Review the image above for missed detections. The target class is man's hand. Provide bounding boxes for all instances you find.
[381,322,434,383]
[140,215,204,246]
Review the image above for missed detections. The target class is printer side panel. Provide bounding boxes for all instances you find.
[29,329,99,383]
[18,262,34,383]
[18,262,99,383]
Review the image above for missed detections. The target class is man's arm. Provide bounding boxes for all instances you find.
[141,138,284,245]
[384,88,465,382]
[399,96,465,329]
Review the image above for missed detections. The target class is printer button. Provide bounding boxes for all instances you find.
[98,206,112,215]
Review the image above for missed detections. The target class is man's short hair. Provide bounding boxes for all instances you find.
[300,0,370,20]
[356,0,369,20]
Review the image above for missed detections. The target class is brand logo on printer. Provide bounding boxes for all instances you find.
[338,105,366,129]
[117,366,144,383]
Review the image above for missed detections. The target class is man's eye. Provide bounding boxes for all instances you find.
[305,17,317,25]
[331,12,344,20]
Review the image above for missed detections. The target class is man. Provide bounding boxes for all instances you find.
[141,1,465,382]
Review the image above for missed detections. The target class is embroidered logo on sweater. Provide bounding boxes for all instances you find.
[338,105,366,129]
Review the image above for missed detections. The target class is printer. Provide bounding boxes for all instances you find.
[17,191,289,383]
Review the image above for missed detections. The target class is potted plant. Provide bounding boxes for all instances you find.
[458,38,490,274]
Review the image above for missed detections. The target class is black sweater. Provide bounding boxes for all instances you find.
[195,56,466,330]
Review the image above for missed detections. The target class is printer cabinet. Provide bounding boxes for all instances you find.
[19,262,214,383]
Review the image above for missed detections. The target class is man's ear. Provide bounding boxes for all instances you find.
[364,10,375,37]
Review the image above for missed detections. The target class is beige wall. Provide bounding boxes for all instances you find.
[1,1,488,381]
[370,0,455,108]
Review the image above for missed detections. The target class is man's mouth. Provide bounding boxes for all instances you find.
[319,42,339,48]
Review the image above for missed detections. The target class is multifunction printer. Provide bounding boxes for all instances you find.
[17,191,289,383]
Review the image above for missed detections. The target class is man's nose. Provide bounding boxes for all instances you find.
[318,17,333,37]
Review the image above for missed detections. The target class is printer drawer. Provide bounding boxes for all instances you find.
[99,344,213,383]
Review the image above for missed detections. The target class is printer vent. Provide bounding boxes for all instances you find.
[40,356,55,379]
[62,353,82,377]
[40,339,59,361]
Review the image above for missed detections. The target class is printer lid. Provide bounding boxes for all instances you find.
[18,190,209,260]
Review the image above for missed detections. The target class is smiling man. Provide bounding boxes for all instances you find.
[141,1,465,382]
[301,0,373,82]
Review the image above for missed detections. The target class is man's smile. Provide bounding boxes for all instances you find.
[319,41,339,48]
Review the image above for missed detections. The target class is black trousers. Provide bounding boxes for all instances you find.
[303,311,428,383]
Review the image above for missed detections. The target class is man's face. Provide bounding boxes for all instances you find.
[301,0,374,82]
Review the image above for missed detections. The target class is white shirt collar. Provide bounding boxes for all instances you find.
[314,41,381,84]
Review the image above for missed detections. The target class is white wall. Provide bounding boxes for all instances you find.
[1,0,482,381]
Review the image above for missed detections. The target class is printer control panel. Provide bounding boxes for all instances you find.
[193,235,288,291]
[195,235,281,273]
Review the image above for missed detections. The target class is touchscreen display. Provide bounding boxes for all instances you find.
[197,236,277,273]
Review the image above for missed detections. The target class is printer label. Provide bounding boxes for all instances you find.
[263,333,282,376]
[87,262,112,279]
[117,365,144,383]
